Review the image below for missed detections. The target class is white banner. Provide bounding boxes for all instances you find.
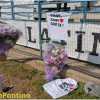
[47,12,70,41]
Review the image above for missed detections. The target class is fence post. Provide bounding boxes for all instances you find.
[0,6,1,17]
[11,0,15,20]
[82,1,88,23]
[38,1,43,58]
[79,1,88,30]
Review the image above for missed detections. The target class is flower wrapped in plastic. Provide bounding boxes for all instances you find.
[43,43,68,81]
[0,22,22,60]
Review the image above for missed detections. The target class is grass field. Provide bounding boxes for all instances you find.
[0,60,99,99]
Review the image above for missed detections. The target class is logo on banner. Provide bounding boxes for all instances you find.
[50,14,64,27]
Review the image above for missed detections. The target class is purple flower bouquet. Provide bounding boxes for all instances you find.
[43,43,68,81]
[0,22,22,60]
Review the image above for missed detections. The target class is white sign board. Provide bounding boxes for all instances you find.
[43,78,77,99]
[3,20,100,65]
[47,12,70,41]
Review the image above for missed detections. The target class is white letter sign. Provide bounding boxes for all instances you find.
[47,12,70,41]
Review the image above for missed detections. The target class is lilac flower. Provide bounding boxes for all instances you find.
[43,43,68,81]
[0,74,4,82]
[0,22,22,57]
[0,23,22,38]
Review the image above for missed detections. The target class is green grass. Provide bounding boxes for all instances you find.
[0,60,99,99]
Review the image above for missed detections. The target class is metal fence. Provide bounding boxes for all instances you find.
[0,0,100,65]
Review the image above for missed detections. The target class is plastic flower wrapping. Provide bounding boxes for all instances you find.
[43,43,68,81]
[0,22,22,57]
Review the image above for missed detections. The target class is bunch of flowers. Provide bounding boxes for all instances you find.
[43,43,68,81]
[0,22,22,60]
[47,47,68,70]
